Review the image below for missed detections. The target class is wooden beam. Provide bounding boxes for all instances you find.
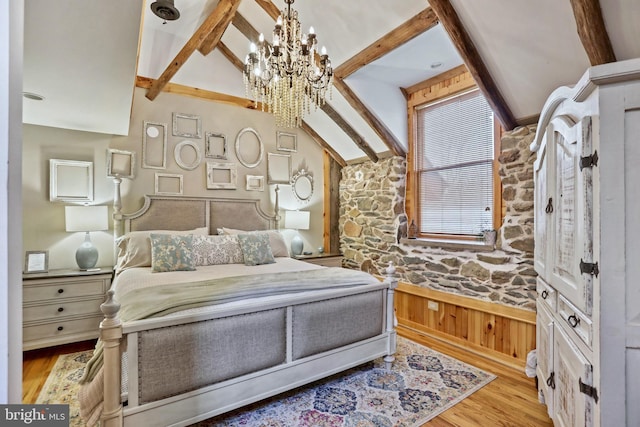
[300,121,347,167]
[146,0,241,101]
[404,64,468,95]
[334,8,439,79]
[232,12,262,44]
[320,102,379,162]
[217,41,245,72]
[428,0,517,131]
[197,0,241,56]
[137,76,261,110]
[254,0,281,20]
[569,0,616,65]
[332,77,406,157]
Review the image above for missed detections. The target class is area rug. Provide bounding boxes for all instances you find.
[37,338,495,427]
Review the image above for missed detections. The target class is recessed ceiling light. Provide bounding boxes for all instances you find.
[22,92,45,101]
[430,62,443,69]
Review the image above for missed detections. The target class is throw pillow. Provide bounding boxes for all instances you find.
[191,235,244,266]
[220,227,289,257]
[150,234,196,273]
[237,233,275,266]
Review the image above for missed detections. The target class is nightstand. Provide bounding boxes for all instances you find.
[294,253,343,267]
[22,268,112,350]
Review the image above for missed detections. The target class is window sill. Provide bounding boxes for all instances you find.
[399,237,495,252]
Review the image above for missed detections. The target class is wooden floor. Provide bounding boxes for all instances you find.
[22,329,553,426]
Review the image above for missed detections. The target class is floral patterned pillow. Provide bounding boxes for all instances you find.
[191,235,244,266]
[237,233,275,266]
[150,234,196,273]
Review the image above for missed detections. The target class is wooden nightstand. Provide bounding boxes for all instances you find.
[294,253,343,267]
[22,268,112,350]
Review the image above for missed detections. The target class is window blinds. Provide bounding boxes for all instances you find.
[416,90,494,235]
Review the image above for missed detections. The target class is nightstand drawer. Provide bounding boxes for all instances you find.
[23,316,102,342]
[23,277,107,303]
[23,297,103,323]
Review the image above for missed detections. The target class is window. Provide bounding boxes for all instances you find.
[411,89,498,238]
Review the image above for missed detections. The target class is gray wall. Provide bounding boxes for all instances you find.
[23,87,325,270]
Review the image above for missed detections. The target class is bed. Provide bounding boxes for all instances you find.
[79,194,398,427]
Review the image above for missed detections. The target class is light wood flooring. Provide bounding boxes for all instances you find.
[22,328,553,426]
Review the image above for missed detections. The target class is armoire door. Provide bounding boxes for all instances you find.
[536,297,555,417]
[533,130,551,278]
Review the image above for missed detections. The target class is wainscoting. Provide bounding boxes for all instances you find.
[395,282,536,370]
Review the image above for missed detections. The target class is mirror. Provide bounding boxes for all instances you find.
[235,127,264,168]
[49,159,94,202]
[291,169,313,203]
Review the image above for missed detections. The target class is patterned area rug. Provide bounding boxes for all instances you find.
[37,338,495,427]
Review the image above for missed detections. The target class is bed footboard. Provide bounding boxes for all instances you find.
[98,263,398,427]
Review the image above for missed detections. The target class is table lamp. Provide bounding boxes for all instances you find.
[284,210,310,256]
[65,205,108,270]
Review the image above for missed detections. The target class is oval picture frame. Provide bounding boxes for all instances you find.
[235,127,264,168]
[291,169,314,203]
[174,140,202,171]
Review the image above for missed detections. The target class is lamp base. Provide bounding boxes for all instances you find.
[290,234,303,256]
[76,232,99,270]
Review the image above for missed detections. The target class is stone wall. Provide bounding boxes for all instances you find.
[339,125,538,310]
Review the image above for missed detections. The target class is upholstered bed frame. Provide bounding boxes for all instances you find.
[98,194,398,427]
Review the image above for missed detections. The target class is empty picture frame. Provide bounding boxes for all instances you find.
[267,152,291,184]
[173,112,202,138]
[142,121,167,169]
[205,132,227,159]
[174,140,202,170]
[246,175,265,192]
[235,127,264,168]
[155,173,183,195]
[206,162,237,190]
[24,250,48,274]
[106,149,135,178]
[49,159,94,202]
[277,131,297,152]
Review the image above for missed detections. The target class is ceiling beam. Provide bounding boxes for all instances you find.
[568,0,616,65]
[320,103,379,162]
[145,0,241,101]
[137,76,261,110]
[301,122,347,167]
[334,8,439,79]
[198,0,242,56]
[428,0,517,131]
[217,41,245,72]
[255,0,281,20]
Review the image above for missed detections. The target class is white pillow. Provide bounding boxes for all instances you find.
[218,227,289,258]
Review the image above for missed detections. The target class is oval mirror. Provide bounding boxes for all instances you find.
[174,140,202,170]
[291,169,313,203]
[235,127,264,168]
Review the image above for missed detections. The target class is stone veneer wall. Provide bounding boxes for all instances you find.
[339,125,538,310]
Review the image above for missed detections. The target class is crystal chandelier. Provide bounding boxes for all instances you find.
[243,0,333,128]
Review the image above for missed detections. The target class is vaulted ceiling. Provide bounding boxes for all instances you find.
[22,0,640,164]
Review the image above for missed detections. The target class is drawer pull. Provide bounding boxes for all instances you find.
[567,314,580,328]
[57,307,64,312]
[57,289,64,294]
[541,290,548,299]
[546,372,555,390]
[57,326,64,331]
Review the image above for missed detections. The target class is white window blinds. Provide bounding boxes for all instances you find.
[416,90,494,236]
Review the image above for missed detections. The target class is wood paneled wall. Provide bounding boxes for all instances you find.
[395,282,536,370]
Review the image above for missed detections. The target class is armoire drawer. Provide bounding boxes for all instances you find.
[23,297,103,323]
[558,294,592,348]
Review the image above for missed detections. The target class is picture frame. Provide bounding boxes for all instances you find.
[206,162,237,190]
[154,173,183,195]
[235,127,264,168]
[106,149,135,178]
[205,132,227,159]
[173,112,202,139]
[24,250,48,274]
[49,159,94,203]
[245,175,265,192]
[277,131,297,152]
[174,140,202,170]
[142,121,167,169]
[267,152,291,184]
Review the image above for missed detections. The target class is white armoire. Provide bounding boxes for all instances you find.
[532,58,640,426]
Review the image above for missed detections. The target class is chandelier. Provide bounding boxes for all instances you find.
[243,0,333,128]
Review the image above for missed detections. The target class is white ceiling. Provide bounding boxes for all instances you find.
[22,0,640,161]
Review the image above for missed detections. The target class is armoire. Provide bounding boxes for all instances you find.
[532,58,640,426]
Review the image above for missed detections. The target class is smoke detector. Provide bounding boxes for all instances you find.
[150,0,180,22]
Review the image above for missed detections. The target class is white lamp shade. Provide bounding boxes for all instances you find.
[284,210,310,230]
[65,206,108,232]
